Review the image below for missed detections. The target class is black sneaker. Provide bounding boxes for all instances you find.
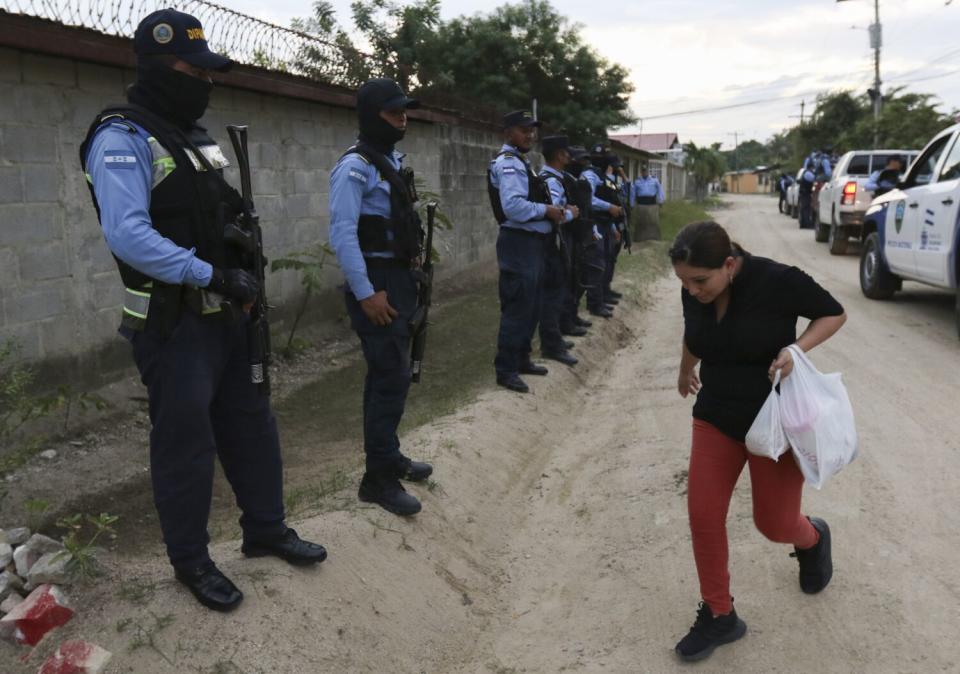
[791,517,833,594]
[675,602,747,662]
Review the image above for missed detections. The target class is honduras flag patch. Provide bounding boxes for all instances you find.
[104,150,137,169]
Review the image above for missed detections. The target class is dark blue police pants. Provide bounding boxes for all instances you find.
[799,190,814,229]
[538,236,567,353]
[126,311,286,570]
[579,238,606,312]
[345,265,417,476]
[559,231,580,330]
[603,228,621,294]
[494,227,545,375]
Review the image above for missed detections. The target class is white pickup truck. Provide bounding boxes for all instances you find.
[816,149,918,255]
[859,123,960,338]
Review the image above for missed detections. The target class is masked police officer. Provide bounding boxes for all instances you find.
[329,78,433,517]
[582,145,624,318]
[537,135,580,366]
[798,147,832,229]
[80,9,327,612]
[488,111,566,393]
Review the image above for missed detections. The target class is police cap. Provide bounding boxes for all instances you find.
[541,135,570,155]
[569,145,589,160]
[609,153,623,168]
[134,9,232,72]
[358,78,421,111]
[503,110,542,129]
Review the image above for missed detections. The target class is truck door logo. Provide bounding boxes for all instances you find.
[894,200,906,234]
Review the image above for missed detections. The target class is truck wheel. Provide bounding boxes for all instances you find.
[955,291,960,340]
[814,212,830,242]
[828,221,848,255]
[860,232,897,299]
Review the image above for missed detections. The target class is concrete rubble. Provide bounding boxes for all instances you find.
[37,640,113,674]
[0,584,74,646]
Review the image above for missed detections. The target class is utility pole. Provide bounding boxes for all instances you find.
[838,0,882,148]
[727,132,740,193]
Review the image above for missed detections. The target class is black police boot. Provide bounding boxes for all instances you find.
[605,297,620,305]
[542,350,578,367]
[519,361,549,376]
[399,457,433,482]
[562,339,575,350]
[174,561,243,612]
[497,373,530,393]
[560,325,588,337]
[675,601,747,662]
[242,527,327,566]
[589,307,613,319]
[790,517,833,594]
[358,473,422,516]
[574,316,593,328]
[607,289,623,300]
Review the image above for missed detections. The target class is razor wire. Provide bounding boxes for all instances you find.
[0,0,382,87]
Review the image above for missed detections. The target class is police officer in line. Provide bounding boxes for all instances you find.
[798,146,832,229]
[80,9,326,612]
[488,111,569,394]
[605,154,629,302]
[632,164,665,207]
[564,147,603,333]
[865,154,905,197]
[776,171,794,214]
[581,145,625,318]
[329,79,434,517]
[537,135,582,364]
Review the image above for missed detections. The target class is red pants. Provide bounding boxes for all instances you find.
[688,419,818,615]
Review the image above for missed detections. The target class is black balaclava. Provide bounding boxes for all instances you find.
[127,57,213,129]
[358,101,405,155]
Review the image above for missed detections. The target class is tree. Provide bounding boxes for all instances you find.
[684,142,726,201]
[292,0,636,143]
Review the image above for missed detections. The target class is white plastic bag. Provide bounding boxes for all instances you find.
[745,369,790,460]
[779,344,858,489]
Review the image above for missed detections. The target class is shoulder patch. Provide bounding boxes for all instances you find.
[104,150,138,169]
[348,168,367,183]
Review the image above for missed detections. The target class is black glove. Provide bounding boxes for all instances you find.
[208,268,259,304]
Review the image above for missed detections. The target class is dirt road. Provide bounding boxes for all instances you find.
[6,194,959,673]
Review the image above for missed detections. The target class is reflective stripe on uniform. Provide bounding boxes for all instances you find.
[122,287,151,319]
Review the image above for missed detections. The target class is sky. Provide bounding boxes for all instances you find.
[224,0,960,151]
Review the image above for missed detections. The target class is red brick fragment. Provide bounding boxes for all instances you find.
[37,640,112,674]
[0,584,73,646]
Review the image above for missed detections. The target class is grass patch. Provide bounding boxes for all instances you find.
[659,199,716,243]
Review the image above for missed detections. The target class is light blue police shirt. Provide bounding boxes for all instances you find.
[865,169,897,193]
[802,155,832,183]
[631,175,665,204]
[582,167,618,233]
[329,146,405,301]
[84,122,213,287]
[489,144,552,234]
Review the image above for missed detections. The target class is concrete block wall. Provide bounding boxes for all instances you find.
[0,44,503,384]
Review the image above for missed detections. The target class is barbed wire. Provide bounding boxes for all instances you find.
[0,0,382,87]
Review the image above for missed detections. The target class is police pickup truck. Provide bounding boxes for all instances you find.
[859,123,960,338]
[816,149,917,255]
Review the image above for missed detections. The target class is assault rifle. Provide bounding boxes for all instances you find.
[226,125,271,396]
[409,202,437,383]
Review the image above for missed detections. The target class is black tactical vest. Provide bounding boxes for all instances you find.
[342,142,422,262]
[487,150,552,225]
[560,171,595,240]
[80,104,242,291]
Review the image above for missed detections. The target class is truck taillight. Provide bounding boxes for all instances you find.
[841,181,857,205]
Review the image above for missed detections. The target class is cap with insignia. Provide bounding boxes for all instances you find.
[502,110,542,129]
[134,9,232,72]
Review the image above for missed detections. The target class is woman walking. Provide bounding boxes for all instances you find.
[670,221,847,662]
